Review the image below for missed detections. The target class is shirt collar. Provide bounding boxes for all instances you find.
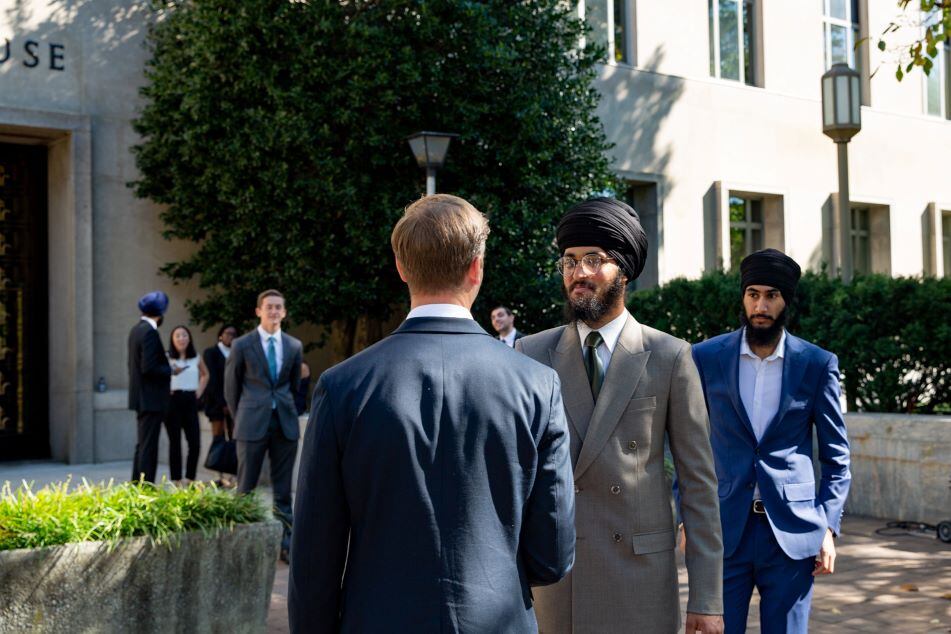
[576,309,629,354]
[141,316,158,330]
[739,327,786,361]
[217,342,231,357]
[406,303,473,321]
[501,329,517,345]
[257,325,282,342]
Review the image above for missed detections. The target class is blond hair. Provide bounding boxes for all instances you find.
[391,194,490,294]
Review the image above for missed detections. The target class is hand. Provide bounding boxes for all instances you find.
[677,522,686,553]
[685,612,724,633]
[171,364,185,375]
[813,528,836,575]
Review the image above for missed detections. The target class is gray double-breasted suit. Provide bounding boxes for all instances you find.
[517,312,723,633]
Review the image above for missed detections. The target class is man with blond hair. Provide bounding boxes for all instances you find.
[289,194,576,633]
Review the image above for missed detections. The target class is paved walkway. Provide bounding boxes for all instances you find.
[3,461,949,632]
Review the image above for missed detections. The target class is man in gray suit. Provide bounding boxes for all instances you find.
[517,198,724,633]
[225,289,303,561]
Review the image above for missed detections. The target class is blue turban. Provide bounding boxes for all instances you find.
[137,291,169,316]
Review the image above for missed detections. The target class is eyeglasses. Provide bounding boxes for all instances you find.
[556,254,615,277]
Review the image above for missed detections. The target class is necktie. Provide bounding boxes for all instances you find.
[267,336,278,383]
[584,331,605,400]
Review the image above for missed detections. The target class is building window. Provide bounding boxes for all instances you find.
[822,0,867,103]
[923,10,949,118]
[705,184,784,273]
[851,206,871,275]
[729,196,764,269]
[943,211,951,276]
[581,0,630,64]
[708,0,757,86]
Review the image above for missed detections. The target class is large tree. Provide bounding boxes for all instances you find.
[132,0,615,361]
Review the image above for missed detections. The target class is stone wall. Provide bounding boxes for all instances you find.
[843,413,951,526]
[0,520,282,633]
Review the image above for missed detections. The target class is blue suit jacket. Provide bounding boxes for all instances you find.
[692,330,851,561]
[289,317,576,633]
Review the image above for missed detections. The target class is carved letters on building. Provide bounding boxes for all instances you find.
[0,37,66,71]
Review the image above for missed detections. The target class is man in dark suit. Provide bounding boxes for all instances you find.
[225,290,303,561]
[692,249,851,633]
[127,291,173,483]
[289,194,576,633]
[490,304,525,347]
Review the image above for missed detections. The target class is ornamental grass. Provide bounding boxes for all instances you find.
[0,479,266,552]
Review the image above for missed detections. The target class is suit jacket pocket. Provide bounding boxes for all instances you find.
[625,396,657,414]
[631,528,675,555]
[784,481,816,502]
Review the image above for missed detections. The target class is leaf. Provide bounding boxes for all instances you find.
[878,40,887,51]
[896,66,904,81]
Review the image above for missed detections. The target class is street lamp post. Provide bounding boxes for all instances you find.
[406,131,459,196]
[821,63,862,283]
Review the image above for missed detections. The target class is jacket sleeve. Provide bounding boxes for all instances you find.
[520,371,576,586]
[289,375,350,633]
[813,353,851,537]
[666,343,724,615]
[140,329,172,379]
[224,340,243,415]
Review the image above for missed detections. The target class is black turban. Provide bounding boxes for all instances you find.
[740,249,801,302]
[556,197,648,281]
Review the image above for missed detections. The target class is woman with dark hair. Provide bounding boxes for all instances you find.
[200,324,238,487]
[166,325,207,484]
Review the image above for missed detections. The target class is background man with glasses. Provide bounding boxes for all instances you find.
[517,198,724,634]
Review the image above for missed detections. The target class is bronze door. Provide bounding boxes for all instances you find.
[0,143,49,460]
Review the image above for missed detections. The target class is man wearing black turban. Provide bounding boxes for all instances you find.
[692,249,851,634]
[517,198,724,634]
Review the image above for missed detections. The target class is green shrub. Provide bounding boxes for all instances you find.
[629,271,951,414]
[0,480,267,551]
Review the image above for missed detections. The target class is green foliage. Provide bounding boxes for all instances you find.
[629,271,951,414]
[131,0,615,337]
[873,0,950,82]
[0,480,267,551]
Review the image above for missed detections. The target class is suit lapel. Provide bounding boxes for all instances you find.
[573,315,650,481]
[549,325,594,443]
[762,333,807,441]
[278,333,294,382]
[249,331,273,386]
[717,331,756,441]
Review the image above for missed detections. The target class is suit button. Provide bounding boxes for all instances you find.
[574,485,581,494]
[628,440,637,450]
[610,485,621,495]
[614,533,622,543]
[754,448,760,456]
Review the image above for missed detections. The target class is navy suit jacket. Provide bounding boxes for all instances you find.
[289,317,576,633]
[692,330,851,561]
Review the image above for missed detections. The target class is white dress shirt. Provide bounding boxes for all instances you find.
[257,325,283,371]
[217,342,231,359]
[575,309,630,374]
[141,316,158,330]
[500,329,517,347]
[739,327,786,498]
[406,304,474,320]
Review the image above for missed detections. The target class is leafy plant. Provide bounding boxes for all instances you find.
[131,0,616,360]
[629,271,951,414]
[871,0,950,81]
[0,480,267,551]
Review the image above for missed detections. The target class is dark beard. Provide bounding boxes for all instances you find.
[564,271,626,324]
[740,307,786,348]
[156,315,164,328]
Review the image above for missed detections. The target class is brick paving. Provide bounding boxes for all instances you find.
[2,461,948,632]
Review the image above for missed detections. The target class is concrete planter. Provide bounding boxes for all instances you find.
[844,413,951,525]
[0,520,282,633]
